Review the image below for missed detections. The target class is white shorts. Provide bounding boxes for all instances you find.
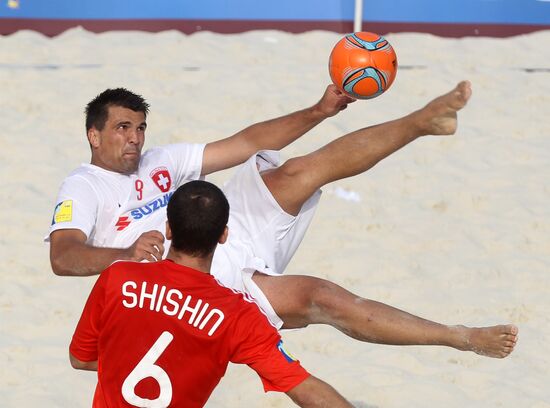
[211,151,321,328]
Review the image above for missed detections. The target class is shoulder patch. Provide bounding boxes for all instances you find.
[52,200,73,224]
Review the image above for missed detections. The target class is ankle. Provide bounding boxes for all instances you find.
[447,324,471,351]
[403,110,429,138]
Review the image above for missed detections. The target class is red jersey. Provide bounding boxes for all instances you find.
[70,260,309,408]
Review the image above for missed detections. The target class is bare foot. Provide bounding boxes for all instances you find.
[415,80,472,136]
[451,324,518,358]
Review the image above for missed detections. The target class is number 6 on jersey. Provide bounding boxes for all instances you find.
[122,331,174,408]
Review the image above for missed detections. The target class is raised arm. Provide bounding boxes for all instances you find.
[201,85,355,176]
[286,375,354,408]
[49,229,165,276]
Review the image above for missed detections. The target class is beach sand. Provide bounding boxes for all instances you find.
[0,28,549,407]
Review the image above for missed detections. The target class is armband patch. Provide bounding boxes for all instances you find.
[52,200,73,224]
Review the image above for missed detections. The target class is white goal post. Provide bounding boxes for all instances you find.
[354,0,363,32]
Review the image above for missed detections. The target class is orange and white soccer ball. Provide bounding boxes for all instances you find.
[329,32,398,99]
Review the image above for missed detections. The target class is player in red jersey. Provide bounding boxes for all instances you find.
[70,180,352,408]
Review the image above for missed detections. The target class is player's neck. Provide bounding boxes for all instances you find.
[166,249,213,274]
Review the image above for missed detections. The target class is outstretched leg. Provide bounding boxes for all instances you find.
[248,81,518,358]
[262,81,472,215]
[253,273,518,358]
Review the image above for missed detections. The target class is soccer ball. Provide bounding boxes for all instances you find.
[329,32,398,99]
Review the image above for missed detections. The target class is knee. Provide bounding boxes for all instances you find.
[261,157,316,216]
[304,278,349,324]
[260,276,344,329]
[274,157,312,186]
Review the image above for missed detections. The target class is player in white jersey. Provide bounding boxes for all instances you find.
[48,84,518,358]
[50,144,203,250]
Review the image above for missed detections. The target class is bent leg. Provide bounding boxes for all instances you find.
[253,273,518,358]
[263,81,472,215]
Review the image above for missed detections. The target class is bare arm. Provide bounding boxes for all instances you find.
[201,85,355,175]
[286,375,354,408]
[49,229,165,276]
[69,352,97,371]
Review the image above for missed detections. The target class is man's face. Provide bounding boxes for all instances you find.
[89,105,146,174]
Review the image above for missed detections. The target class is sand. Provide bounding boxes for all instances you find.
[0,27,549,407]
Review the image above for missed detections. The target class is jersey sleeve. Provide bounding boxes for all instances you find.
[162,143,206,187]
[229,304,309,393]
[47,175,99,241]
[69,272,108,362]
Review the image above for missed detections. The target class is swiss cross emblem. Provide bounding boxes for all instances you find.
[150,167,172,192]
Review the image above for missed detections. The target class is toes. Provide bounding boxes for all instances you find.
[500,325,518,336]
[455,81,472,102]
[497,347,514,358]
[457,80,471,92]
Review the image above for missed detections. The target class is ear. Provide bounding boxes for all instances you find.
[87,128,100,148]
[165,221,172,240]
[218,226,228,245]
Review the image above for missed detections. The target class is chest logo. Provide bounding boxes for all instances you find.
[150,167,172,193]
[115,216,132,231]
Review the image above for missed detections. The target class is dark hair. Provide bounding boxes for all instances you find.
[85,88,150,131]
[167,181,230,257]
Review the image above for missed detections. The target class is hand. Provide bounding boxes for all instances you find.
[125,230,165,262]
[314,84,356,118]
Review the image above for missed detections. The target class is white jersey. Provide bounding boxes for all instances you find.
[48,143,204,249]
[48,146,320,328]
